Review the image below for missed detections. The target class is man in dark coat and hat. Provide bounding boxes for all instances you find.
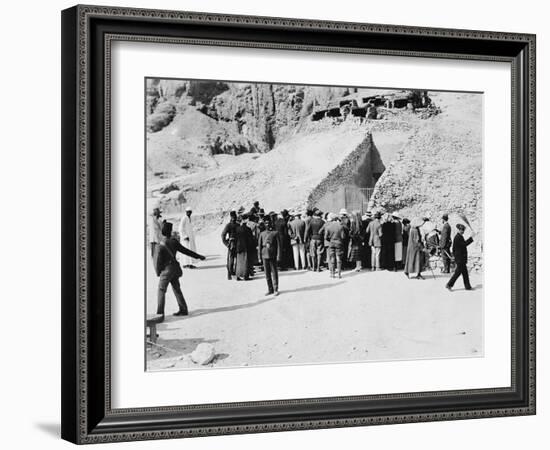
[446,223,474,291]
[258,217,281,296]
[274,209,292,270]
[154,221,205,318]
[221,211,239,280]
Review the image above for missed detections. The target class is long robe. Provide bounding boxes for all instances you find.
[178,214,197,266]
[404,226,425,275]
[235,224,253,279]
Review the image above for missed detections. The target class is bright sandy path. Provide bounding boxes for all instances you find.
[146,231,483,371]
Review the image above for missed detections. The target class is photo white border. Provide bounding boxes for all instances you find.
[111,41,511,409]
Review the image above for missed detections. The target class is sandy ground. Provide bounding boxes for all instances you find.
[146,231,483,371]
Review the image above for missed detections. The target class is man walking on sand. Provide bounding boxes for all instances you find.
[178,206,198,269]
[258,218,280,296]
[446,223,474,291]
[154,221,205,319]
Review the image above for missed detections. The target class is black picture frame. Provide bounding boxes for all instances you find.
[61,4,536,444]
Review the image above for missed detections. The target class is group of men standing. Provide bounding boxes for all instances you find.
[148,201,476,319]
[219,203,476,295]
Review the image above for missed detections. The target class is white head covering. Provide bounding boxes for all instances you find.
[339,208,348,216]
[185,206,193,212]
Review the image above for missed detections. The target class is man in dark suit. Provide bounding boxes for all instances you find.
[154,221,205,318]
[446,223,474,291]
[305,210,325,272]
[274,209,292,270]
[258,219,281,296]
[440,213,452,273]
[221,211,239,280]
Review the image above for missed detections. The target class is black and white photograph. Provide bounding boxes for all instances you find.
[145,78,484,370]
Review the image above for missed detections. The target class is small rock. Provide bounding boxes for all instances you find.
[190,343,216,365]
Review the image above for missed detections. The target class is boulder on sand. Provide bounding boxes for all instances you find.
[190,343,216,365]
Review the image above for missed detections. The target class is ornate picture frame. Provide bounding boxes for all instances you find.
[61,4,535,444]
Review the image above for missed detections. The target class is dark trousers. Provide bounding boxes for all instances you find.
[150,242,158,259]
[309,239,324,270]
[263,258,279,293]
[447,262,472,289]
[226,248,236,278]
[328,246,343,274]
[441,247,451,273]
[157,267,188,315]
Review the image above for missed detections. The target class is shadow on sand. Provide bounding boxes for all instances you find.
[191,263,227,270]
[184,296,278,318]
[279,280,345,294]
[166,278,347,319]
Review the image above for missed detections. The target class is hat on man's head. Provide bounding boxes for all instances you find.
[229,210,237,218]
[456,223,466,231]
[185,206,192,212]
[392,212,401,220]
[327,212,337,221]
[161,221,173,237]
[442,213,449,221]
[339,208,348,216]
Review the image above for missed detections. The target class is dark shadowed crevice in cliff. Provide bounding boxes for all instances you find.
[307,133,386,212]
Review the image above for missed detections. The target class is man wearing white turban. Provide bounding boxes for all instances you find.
[178,206,198,268]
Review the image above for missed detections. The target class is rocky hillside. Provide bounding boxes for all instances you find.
[369,92,483,249]
[147,79,379,178]
[147,82,483,252]
[150,124,372,231]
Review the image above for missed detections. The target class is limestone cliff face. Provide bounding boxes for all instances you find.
[369,92,483,252]
[146,79,353,159]
[146,83,483,257]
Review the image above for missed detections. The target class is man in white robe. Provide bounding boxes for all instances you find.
[178,206,198,268]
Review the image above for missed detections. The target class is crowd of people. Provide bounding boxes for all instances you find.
[148,201,476,320]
